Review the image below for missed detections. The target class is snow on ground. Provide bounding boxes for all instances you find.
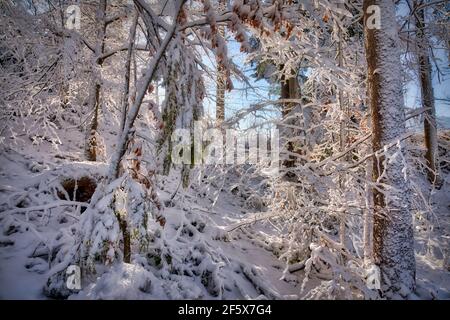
[0,143,449,299]
[0,224,48,299]
[0,147,302,299]
[413,173,450,299]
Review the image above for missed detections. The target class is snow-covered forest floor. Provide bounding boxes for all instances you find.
[1,0,449,301]
[1,131,449,299]
[0,143,303,299]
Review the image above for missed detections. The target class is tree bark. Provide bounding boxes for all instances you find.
[120,13,138,131]
[116,213,131,263]
[414,0,438,183]
[363,0,416,295]
[337,17,347,248]
[215,0,226,126]
[363,142,374,265]
[280,67,300,173]
[86,0,107,161]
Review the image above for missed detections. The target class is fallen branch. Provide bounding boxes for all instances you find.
[288,262,306,273]
[1,200,88,216]
[226,211,283,233]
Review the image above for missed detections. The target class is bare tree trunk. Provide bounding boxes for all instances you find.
[363,141,374,264]
[120,13,138,131]
[86,0,107,161]
[364,0,416,296]
[216,64,225,124]
[215,0,226,125]
[114,12,139,263]
[281,67,300,173]
[116,213,131,263]
[415,0,438,183]
[57,2,71,109]
[337,18,347,248]
[60,38,74,109]
[60,81,70,109]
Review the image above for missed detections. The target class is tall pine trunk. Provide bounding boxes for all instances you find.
[415,0,438,183]
[363,0,416,295]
